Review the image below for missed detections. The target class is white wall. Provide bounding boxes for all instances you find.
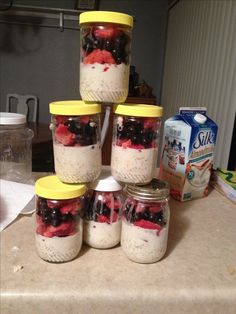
[161,0,236,168]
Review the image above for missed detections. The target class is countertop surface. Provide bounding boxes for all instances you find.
[1,181,236,314]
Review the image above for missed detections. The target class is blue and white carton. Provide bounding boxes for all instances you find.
[160,108,218,201]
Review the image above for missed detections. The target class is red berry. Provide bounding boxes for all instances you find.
[97,215,110,224]
[121,139,132,148]
[80,115,90,124]
[55,124,76,146]
[134,219,162,233]
[149,204,162,213]
[94,27,119,39]
[60,202,79,215]
[84,49,115,65]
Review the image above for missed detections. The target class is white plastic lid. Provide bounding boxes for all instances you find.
[89,169,122,192]
[0,112,26,125]
[194,113,207,124]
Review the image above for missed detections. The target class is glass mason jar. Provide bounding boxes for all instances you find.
[79,11,133,103]
[35,175,86,263]
[0,112,34,183]
[49,100,102,184]
[111,104,163,185]
[83,169,124,249]
[121,179,170,264]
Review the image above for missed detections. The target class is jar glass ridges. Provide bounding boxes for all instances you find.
[79,11,133,103]
[121,179,170,263]
[111,104,163,184]
[35,175,86,263]
[83,170,123,249]
[0,112,34,183]
[49,101,102,184]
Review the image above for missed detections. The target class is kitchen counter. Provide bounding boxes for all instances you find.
[1,181,236,314]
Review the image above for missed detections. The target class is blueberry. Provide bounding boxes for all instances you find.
[42,215,51,224]
[51,208,60,219]
[61,214,70,222]
[51,219,60,227]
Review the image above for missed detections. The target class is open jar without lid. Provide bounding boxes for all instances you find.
[83,169,124,249]
[121,179,170,263]
[35,175,86,263]
[0,112,34,183]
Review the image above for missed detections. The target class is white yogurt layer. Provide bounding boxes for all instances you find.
[111,145,158,184]
[121,220,169,263]
[80,63,129,103]
[53,143,101,183]
[83,220,121,249]
[35,231,82,263]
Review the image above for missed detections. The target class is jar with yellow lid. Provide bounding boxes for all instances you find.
[111,104,163,184]
[49,100,102,183]
[35,175,86,263]
[79,11,133,103]
[121,179,170,264]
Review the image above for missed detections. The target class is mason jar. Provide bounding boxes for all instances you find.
[79,11,133,103]
[0,112,34,183]
[49,100,102,183]
[121,179,170,263]
[35,175,86,263]
[111,104,163,185]
[83,169,124,249]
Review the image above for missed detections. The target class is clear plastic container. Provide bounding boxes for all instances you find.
[0,112,34,183]
[83,169,124,249]
[121,179,170,263]
[35,175,86,263]
[111,104,163,184]
[79,11,133,103]
[49,100,102,183]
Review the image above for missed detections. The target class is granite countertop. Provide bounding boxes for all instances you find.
[1,184,236,314]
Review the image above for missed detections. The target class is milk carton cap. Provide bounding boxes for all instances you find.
[194,113,207,124]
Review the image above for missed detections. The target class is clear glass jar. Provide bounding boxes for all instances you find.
[35,175,86,263]
[111,104,163,184]
[79,11,133,103]
[49,100,102,183]
[121,179,170,263]
[83,169,124,249]
[0,112,34,183]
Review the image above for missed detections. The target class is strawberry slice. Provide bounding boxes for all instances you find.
[54,115,68,124]
[60,202,79,215]
[144,118,156,129]
[47,221,75,237]
[80,115,90,124]
[94,27,119,39]
[134,219,162,234]
[121,139,132,148]
[84,49,115,64]
[97,214,110,224]
[149,204,162,213]
[55,123,76,146]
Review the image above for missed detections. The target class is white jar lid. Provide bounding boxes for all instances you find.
[194,113,207,124]
[89,169,122,192]
[0,112,26,125]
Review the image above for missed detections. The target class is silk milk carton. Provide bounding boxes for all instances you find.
[160,108,218,201]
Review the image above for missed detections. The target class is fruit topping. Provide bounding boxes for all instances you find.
[54,116,98,147]
[84,191,122,223]
[123,199,166,233]
[94,27,119,39]
[82,29,130,65]
[36,197,80,237]
[55,124,76,146]
[84,49,115,64]
[116,116,158,149]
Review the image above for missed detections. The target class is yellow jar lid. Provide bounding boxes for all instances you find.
[79,11,133,28]
[49,100,101,115]
[113,104,163,117]
[35,175,87,199]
